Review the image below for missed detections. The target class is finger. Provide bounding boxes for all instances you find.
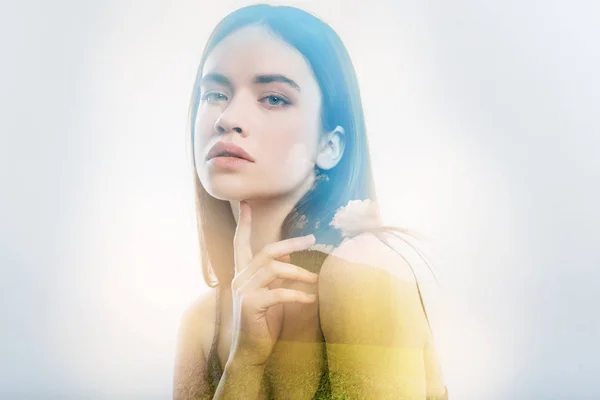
[255,234,316,267]
[233,200,253,272]
[275,254,291,264]
[238,260,319,293]
[237,234,316,280]
[272,254,291,287]
[251,288,317,310]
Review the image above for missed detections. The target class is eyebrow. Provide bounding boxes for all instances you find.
[199,73,301,92]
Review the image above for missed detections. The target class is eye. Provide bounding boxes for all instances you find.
[260,94,291,108]
[201,91,227,104]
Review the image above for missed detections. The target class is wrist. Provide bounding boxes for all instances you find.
[225,354,267,373]
[214,357,267,399]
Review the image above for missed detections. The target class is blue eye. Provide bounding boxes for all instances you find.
[261,95,291,107]
[201,92,291,107]
[202,92,227,103]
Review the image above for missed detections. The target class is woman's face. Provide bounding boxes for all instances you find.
[194,25,324,202]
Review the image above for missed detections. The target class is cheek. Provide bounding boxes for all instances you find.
[256,139,315,194]
[193,108,217,159]
[285,110,320,167]
[194,107,214,138]
[283,141,315,172]
[262,117,318,175]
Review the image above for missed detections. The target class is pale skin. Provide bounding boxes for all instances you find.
[194,25,345,256]
[174,24,445,399]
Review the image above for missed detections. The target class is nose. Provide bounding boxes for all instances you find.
[215,123,243,136]
[213,97,248,137]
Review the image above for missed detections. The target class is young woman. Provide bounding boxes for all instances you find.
[173,4,447,399]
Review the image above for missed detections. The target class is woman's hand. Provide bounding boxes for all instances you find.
[228,200,319,368]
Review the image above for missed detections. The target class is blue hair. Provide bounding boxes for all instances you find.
[188,4,396,286]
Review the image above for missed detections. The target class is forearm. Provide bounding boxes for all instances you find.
[213,358,267,400]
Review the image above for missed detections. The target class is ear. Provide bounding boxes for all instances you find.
[316,126,346,170]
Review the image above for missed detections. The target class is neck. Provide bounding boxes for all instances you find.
[229,174,315,264]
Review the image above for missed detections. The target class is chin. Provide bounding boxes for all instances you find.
[202,180,250,201]
[199,167,310,202]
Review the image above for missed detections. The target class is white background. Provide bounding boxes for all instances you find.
[1,0,598,398]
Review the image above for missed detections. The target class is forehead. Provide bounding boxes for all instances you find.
[202,25,318,91]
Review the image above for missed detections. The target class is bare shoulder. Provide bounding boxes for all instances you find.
[177,288,219,362]
[179,288,217,333]
[173,288,217,400]
[318,232,429,348]
[321,232,416,284]
[319,233,446,395]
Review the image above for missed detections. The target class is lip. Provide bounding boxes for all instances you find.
[206,141,255,162]
[208,156,252,169]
